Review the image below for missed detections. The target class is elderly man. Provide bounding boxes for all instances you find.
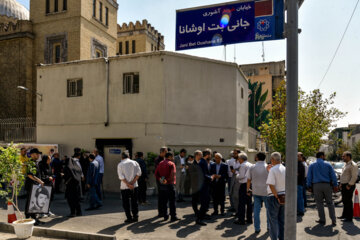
[117,151,142,223]
[266,152,286,240]
[307,152,338,226]
[339,151,358,222]
[234,153,253,225]
[210,153,228,216]
[226,149,241,212]
[247,152,269,234]
[174,149,187,202]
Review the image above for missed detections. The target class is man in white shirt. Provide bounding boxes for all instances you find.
[117,151,142,223]
[93,149,104,199]
[226,149,240,212]
[234,153,253,225]
[174,149,187,202]
[266,152,286,240]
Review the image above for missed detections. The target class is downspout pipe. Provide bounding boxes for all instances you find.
[104,57,109,127]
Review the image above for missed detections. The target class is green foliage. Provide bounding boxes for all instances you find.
[259,83,346,159]
[0,143,35,216]
[351,141,360,162]
[145,152,157,168]
[248,79,270,130]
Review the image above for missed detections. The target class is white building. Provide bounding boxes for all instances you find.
[36,51,249,191]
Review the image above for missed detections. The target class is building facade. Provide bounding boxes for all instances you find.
[36,51,248,192]
[116,19,165,55]
[240,61,285,110]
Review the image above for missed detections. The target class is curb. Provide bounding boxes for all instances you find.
[0,222,116,240]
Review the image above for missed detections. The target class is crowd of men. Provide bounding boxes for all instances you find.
[117,147,359,240]
[18,146,359,239]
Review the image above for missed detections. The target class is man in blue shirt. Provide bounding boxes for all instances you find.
[307,152,338,226]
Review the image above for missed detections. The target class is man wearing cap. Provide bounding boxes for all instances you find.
[25,148,45,225]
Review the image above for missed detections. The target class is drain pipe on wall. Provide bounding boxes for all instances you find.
[104,57,110,127]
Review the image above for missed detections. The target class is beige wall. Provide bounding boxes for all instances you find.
[37,52,249,190]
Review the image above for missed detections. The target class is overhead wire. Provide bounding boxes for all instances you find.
[317,0,360,88]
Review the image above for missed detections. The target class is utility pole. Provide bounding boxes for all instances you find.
[285,0,299,239]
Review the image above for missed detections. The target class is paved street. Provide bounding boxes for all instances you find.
[1,186,360,240]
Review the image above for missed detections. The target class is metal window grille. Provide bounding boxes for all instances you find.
[0,118,36,142]
[67,79,83,97]
[123,73,139,94]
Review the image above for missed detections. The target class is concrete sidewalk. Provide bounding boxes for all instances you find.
[1,188,360,240]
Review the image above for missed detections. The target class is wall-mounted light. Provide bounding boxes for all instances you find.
[17,86,43,102]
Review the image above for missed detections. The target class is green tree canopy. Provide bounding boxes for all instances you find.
[248,79,270,130]
[259,82,346,158]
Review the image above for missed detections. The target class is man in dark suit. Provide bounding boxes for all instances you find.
[210,153,228,216]
[174,149,187,202]
[198,149,215,224]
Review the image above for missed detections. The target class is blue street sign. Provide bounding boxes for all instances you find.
[109,148,122,155]
[176,0,284,51]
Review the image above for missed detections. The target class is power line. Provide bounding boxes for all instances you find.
[317,0,359,88]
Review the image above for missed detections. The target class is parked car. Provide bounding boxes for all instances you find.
[332,162,345,180]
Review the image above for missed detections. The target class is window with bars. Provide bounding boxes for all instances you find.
[123,73,139,94]
[67,79,83,97]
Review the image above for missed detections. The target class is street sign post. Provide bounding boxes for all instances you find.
[176,0,284,51]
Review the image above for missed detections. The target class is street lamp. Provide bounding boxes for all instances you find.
[17,86,43,102]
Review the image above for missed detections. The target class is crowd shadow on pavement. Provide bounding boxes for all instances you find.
[304,224,339,237]
[341,221,360,236]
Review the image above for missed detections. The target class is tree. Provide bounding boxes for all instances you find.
[248,79,270,130]
[351,141,360,162]
[259,83,346,158]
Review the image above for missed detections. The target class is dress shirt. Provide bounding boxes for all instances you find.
[303,161,308,177]
[155,159,176,185]
[236,161,252,184]
[117,158,142,190]
[340,160,358,185]
[216,164,221,175]
[266,164,286,196]
[95,155,104,174]
[307,158,338,187]
[226,158,236,177]
[180,157,186,173]
[246,161,268,196]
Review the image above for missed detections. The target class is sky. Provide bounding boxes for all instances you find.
[17,0,360,128]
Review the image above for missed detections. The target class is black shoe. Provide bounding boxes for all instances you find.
[164,215,169,221]
[124,218,133,223]
[133,217,138,222]
[255,230,261,234]
[211,211,219,216]
[67,214,76,218]
[315,220,325,225]
[170,217,180,222]
[196,219,207,226]
[220,212,226,216]
[246,220,253,224]
[157,214,164,218]
[34,220,45,226]
[331,222,336,226]
[95,204,102,209]
[297,212,304,216]
[234,220,246,225]
[341,219,353,222]
[228,208,236,212]
[337,216,345,219]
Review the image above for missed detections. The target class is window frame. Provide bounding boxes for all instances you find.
[46,0,50,14]
[123,73,139,94]
[93,0,96,17]
[67,78,83,98]
[105,7,109,26]
[53,43,61,63]
[125,41,129,54]
[119,42,122,55]
[63,0,67,11]
[132,40,136,54]
[54,0,58,12]
[99,2,103,22]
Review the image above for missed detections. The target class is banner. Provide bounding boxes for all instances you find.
[176,0,284,51]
